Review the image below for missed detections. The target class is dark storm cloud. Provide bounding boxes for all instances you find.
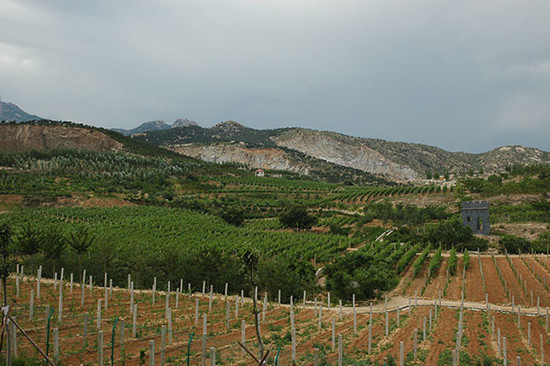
[1,0,549,152]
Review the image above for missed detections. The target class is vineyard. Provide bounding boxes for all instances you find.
[1,135,549,365]
[2,206,360,266]
[5,250,550,365]
[0,147,451,213]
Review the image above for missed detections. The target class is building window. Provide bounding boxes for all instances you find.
[477,217,483,231]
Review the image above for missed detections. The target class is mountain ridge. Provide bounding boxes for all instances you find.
[113,118,198,135]
[2,99,548,183]
[133,122,550,182]
[0,101,42,122]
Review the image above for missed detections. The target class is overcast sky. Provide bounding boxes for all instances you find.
[1,0,550,153]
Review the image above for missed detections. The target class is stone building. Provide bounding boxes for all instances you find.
[461,200,490,235]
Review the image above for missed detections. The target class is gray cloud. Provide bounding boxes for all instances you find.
[1,0,550,152]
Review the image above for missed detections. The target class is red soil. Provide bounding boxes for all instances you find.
[423,258,449,299]
[481,257,508,305]
[496,257,529,306]
[444,258,464,301]
[464,255,486,303]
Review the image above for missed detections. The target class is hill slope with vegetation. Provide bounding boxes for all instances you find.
[133,121,550,182]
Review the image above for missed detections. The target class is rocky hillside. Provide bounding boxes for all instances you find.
[170,143,310,175]
[273,129,419,180]
[0,121,188,161]
[0,101,41,122]
[0,120,384,185]
[0,123,123,153]
[134,121,550,182]
[169,142,388,184]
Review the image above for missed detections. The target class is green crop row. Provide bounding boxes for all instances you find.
[412,244,432,278]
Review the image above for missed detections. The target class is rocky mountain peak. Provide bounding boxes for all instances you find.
[0,101,42,122]
[141,120,168,129]
[212,120,246,132]
[173,118,198,128]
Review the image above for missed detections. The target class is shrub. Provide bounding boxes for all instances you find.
[396,244,421,273]
[329,223,351,236]
[427,246,443,280]
[325,250,399,300]
[500,235,530,254]
[426,217,472,249]
[279,204,317,230]
[448,248,457,276]
[463,250,470,269]
[220,207,246,226]
[412,245,432,278]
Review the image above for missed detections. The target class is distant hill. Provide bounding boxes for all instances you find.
[0,120,381,185]
[133,121,550,182]
[0,120,190,160]
[113,118,198,136]
[0,101,42,122]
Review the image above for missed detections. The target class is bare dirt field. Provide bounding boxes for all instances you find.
[7,254,550,365]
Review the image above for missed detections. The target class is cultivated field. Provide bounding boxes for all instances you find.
[5,252,550,365]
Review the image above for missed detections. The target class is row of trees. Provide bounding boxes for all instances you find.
[0,222,317,304]
[221,204,318,230]
[500,233,550,254]
[363,200,450,226]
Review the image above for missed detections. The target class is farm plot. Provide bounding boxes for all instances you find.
[443,257,464,301]
[422,258,449,299]
[496,256,530,307]
[403,254,550,309]
[510,256,550,308]
[6,255,550,365]
[463,254,486,303]
[479,257,508,305]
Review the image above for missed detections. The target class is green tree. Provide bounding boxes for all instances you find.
[92,234,116,275]
[41,227,66,275]
[67,227,95,279]
[500,235,530,254]
[534,232,550,253]
[325,250,398,300]
[426,217,473,249]
[279,204,317,230]
[0,223,13,306]
[16,223,41,273]
[220,207,245,227]
[462,178,486,193]
[257,256,315,302]
[329,223,351,236]
[16,223,41,256]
